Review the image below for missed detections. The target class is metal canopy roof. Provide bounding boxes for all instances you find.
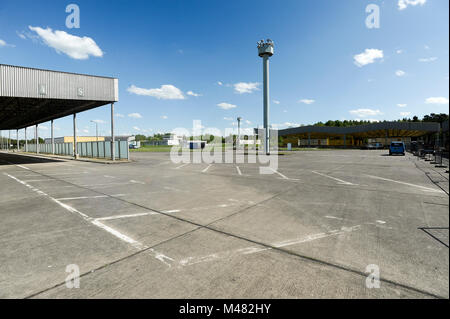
[0,64,118,130]
[278,121,440,138]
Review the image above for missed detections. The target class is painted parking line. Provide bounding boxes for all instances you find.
[202,164,212,173]
[179,225,361,267]
[130,179,146,184]
[95,212,158,221]
[312,171,358,186]
[269,167,289,180]
[364,174,443,193]
[236,166,242,176]
[56,194,127,201]
[16,165,30,170]
[3,172,174,267]
[175,163,189,170]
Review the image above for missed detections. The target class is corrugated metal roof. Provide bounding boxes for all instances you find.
[0,64,119,129]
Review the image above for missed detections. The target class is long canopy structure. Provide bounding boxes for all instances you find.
[0,64,119,160]
[0,64,118,129]
[277,121,441,147]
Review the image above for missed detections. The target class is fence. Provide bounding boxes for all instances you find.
[27,143,73,155]
[25,141,129,160]
[76,140,129,160]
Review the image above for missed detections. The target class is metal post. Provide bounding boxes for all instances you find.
[8,130,10,151]
[343,134,346,148]
[258,39,274,155]
[111,103,115,161]
[16,129,19,152]
[237,117,242,148]
[73,114,77,158]
[263,55,270,154]
[51,120,55,155]
[25,127,28,152]
[308,132,311,148]
[35,125,39,154]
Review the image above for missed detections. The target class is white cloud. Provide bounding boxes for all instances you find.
[418,57,437,62]
[425,97,449,105]
[397,104,408,108]
[0,39,15,48]
[115,113,125,118]
[271,122,301,129]
[398,0,427,10]
[298,99,315,105]
[133,126,141,131]
[223,117,233,121]
[354,49,383,67]
[82,129,89,134]
[38,125,48,130]
[16,31,26,40]
[92,119,105,124]
[395,70,406,77]
[217,102,237,110]
[186,90,201,97]
[273,100,280,105]
[245,120,252,125]
[349,108,383,117]
[28,26,103,60]
[217,81,223,86]
[400,112,411,117]
[127,84,185,100]
[128,113,143,119]
[396,49,404,54]
[234,82,260,94]
[161,115,168,119]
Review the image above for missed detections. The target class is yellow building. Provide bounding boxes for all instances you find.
[44,136,105,144]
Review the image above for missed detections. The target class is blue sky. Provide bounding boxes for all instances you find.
[0,0,448,139]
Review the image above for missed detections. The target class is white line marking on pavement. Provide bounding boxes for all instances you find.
[16,165,30,170]
[175,163,189,169]
[179,225,361,267]
[312,171,357,186]
[3,172,173,267]
[364,174,443,193]
[236,166,242,176]
[130,180,145,184]
[78,182,134,188]
[95,212,158,221]
[162,209,181,214]
[91,219,146,249]
[269,167,289,180]
[56,194,126,201]
[324,215,345,220]
[202,164,212,173]
[23,179,54,183]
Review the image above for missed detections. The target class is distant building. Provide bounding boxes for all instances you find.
[162,133,184,146]
[45,136,105,144]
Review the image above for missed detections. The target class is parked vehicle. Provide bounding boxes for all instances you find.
[363,143,383,150]
[389,141,405,156]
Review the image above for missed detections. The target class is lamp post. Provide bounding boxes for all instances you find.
[237,117,242,147]
[257,39,274,155]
